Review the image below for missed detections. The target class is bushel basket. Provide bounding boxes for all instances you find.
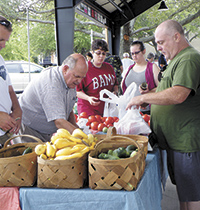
[37,152,88,188]
[94,127,148,156]
[89,131,146,191]
[0,135,42,187]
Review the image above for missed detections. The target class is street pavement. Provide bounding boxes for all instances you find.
[161,177,180,210]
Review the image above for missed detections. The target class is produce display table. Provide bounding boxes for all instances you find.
[19,148,162,210]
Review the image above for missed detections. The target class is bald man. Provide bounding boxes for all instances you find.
[126,20,200,210]
[19,54,88,142]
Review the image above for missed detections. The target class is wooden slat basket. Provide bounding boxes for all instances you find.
[37,152,88,189]
[89,128,147,191]
[94,127,148,156]
[0,134,43,187]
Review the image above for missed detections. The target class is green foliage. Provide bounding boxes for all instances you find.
[30,23,56,57]
[0,0,56,62]
[1,22,29,61]
[131,0,200,41]
[0,0,200,61]
[74,13,103,55]
[74,31,91,55]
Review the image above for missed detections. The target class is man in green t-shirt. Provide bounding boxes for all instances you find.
[126,20,200,209]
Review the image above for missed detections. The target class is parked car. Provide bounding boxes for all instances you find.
[5,60,44,93]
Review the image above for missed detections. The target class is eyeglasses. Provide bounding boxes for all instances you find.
[158,64,168,82]
[94,51,106,56]
[131,50,141,56]
[0,20,12,28]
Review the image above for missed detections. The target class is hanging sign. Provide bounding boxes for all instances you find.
[76,3,107,25]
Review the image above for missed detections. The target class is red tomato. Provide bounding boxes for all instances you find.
[79,112,88,119]
[113,117,119,122]
[105,117,114,125]
[107,124,113,128]
[74,114,78,122]
[86,121,91,127]
[142,114,150,123]
[95,115,102,122]
[103,122,107,127]
[148,119,150,126]
[88,115,97,123]
[97,123,106,131]
[101,117,107,122]
[91,121,99,130]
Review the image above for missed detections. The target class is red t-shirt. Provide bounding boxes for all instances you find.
[76,61,117,116]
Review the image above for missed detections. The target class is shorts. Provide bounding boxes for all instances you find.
[167,149,200,202]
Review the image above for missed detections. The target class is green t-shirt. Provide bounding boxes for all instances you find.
[151,46,200,152]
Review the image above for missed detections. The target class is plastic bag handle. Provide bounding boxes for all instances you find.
[99,89,119,103]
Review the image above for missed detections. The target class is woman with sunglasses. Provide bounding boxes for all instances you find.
[76,39,118,116]
[121,40,160,114]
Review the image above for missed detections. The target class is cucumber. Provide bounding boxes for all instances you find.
[22,147,32,155]
[126,145,137,156]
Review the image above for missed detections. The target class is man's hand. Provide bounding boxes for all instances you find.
[9,116,21,134]
[0,112,17,133]
[126,95,143,110]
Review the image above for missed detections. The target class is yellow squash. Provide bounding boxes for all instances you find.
[72,128,88,139]
[68,135,83,144]
[54,138,76,149]
[54,152,82,160]
[56,128,71,138]
[80,146,90,154]
[40,153,47,160]
[46,142,57,158]
[55,146,81,157]
[35,144,46,156]
[87,133,95,145]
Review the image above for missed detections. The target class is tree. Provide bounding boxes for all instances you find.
[121,0,200,55]
[0,0,200,61]
[0,0,56,61]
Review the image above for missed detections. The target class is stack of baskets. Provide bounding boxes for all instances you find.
[0,135,42,187]
[89,127,147,191]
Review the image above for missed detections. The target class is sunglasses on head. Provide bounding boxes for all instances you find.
[0,20,12,28]
[131,50,141,56]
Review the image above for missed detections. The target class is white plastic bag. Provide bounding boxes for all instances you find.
[99,89,119,117]
[117,82,138,119]
[103,102,119,117]
[99,82,138,119]
[114,107,151,135]
[76,118,91,134]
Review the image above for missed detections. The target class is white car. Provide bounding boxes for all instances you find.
[5,60,44,93]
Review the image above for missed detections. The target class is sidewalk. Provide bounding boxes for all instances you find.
[161,177,180,210]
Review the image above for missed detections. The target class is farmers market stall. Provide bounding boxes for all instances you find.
[0,124,164,210]
[19,148,162,210]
